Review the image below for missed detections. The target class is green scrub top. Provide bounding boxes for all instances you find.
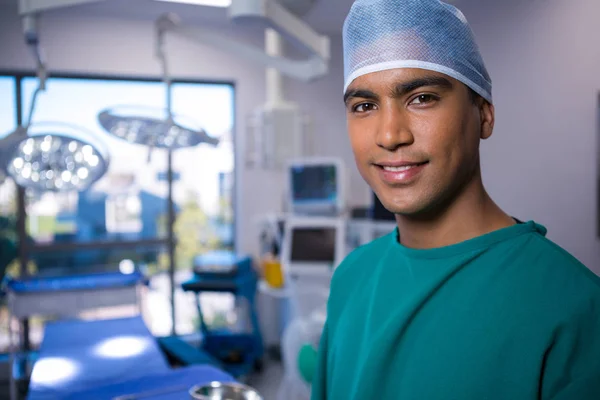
[312,221,600,400]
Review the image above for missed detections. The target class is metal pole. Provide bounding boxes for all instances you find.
[16,186,29,389]
[158,18,177,336]
[167,149,176,336]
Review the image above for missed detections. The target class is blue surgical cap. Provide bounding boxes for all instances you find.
[343,0,493,103]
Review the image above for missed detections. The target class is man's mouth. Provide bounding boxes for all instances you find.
[377,161,428,171]
[375,161,429,184]
[380,163,426,172]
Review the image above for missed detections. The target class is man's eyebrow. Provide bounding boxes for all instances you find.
[343,76,453,105]
[343,89,379,106]
[392,76,454,98]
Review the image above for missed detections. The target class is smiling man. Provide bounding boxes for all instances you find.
[311,1,600,399]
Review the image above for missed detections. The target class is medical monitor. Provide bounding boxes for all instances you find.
[287,157,345,216]
[281,216,346,278]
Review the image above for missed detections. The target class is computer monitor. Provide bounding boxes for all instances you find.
[281,216,346,278]
[287,157,345,216]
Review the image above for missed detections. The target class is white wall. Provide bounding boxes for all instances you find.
[0,6,367,259]
[460,0,600,273]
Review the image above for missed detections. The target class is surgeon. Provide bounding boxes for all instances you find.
[311,0,600,399]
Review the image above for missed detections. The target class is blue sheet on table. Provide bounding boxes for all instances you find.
[27,317,171,400]
[5,271,146,293]
[59,365,235,400]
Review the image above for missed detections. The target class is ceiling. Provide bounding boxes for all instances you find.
[0,0,360,35]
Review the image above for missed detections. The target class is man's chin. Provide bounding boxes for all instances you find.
[378,198,437,220]
[378,201,419,216]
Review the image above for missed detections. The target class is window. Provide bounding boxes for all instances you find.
[22,77,234,248]
[0,76,17,214]
[0,74,235,348]
[0,76,17,352]
[0,76,17,133]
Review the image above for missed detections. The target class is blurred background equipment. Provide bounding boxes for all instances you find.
[0,0,333,399]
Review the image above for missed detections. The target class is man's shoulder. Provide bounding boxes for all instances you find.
[524,232,600,300]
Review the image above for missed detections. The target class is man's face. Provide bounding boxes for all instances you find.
[344,68,493,217]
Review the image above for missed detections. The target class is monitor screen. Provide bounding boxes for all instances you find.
[291,164,337,205]
[290,227,337,263]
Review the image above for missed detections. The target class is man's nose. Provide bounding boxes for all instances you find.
[375,105,414,151]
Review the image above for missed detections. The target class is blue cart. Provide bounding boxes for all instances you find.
[180,251,264,378]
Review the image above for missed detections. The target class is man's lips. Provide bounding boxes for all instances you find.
[374,161,429,184]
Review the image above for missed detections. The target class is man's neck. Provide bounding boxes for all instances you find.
[395,176,515,250]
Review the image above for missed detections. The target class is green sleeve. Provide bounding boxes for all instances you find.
[543,296,600,399]
[310,322,329,400]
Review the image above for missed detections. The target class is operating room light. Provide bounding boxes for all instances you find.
[98,105,219,149]
[2,123,110,192]
[154,0,232,7]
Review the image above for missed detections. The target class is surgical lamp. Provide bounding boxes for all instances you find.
[0,13,109,192]
[97,105,219,149]
[97,13,223,166]
[1,124,109,192]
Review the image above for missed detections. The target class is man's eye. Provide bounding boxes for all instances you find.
[410,94,437,105]
[353,103,376,113]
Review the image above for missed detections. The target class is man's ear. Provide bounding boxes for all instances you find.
[480,100,495,140]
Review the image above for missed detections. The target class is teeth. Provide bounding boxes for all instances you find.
[383,165,417,172]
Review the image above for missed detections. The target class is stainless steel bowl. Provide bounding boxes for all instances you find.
[189,381,263,400]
